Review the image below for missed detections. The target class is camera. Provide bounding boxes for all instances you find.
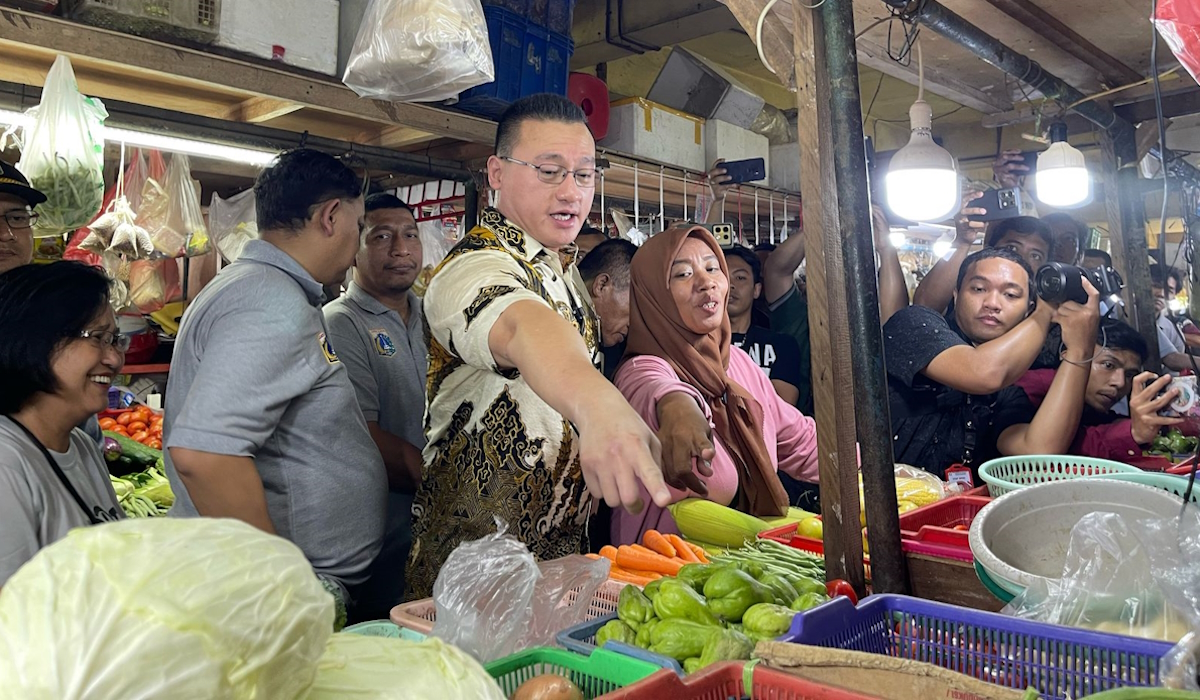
[711,223,734,247]
[1035,262,1124,305]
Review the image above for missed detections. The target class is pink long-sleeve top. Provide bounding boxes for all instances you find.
[611,346,820,545]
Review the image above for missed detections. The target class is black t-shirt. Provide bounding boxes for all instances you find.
[601,341,626,382]
[732,325,804,402]
[883,305,1035,478]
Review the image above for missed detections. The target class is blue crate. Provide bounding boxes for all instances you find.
[544,0,576,36]
[556,612,684,675]
[457,5,574,119]
[781,594,1177,700]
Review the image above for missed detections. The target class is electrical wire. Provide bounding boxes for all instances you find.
[755,0,827,75]
[1061,66,1181,113]
[863,71,886,126]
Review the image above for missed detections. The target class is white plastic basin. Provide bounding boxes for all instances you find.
[969,479,1184,598]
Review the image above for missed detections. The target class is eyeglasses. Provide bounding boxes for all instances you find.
[80,329,132,353]
[1,210,38,230]
[502,157,601,188]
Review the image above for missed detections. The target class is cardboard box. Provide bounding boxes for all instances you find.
[599,97,707,172]
[755,641,1029,700]
[705,120,769,185]
[217,0,339,76]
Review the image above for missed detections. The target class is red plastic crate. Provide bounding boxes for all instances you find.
[896,495,990,555]
[598,661,877,700]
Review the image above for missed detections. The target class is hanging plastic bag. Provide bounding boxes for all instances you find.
[136,150,186,257]
[1004,508,1200,688]
[430,519,609,663]
[16,55,107,238]
[209,188,258,264]
[127,258,182,314]
[342,0,494,102]
[1155,0,1200,85]
[67,148,150,265]
[163,154,210,257]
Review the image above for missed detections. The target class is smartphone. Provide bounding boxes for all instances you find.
[967,187,1024,223]
[711,223,735,247]
[1018,150,1039,172]
[719,158,766,185]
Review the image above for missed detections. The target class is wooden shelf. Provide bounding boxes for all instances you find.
[121,363,170,375]
[0,8,496,150]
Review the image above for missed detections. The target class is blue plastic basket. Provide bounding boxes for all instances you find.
[556,612,684,674]
[342,620,427,641]
[780,594,1175,699]
[457,5,574,118]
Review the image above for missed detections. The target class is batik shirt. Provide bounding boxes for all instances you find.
[405,208,600,599]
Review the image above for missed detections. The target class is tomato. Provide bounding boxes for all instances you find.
[109,425,128,435]
[98,418,117,430]
[826,579,858,605]
[953,525,969,532]
[127,421,147,433]
[146,438,162,450]
[129,431,149,443]
[133,407,153,423]
[116,412,134,426]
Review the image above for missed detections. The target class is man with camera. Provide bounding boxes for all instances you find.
[1151,265,1200,373]
[1016,319,1183,460]
[884,247,1099,479]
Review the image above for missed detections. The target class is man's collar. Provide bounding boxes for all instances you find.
[479,207,549,264]
[346,280,417,318]
[238,240,326,306]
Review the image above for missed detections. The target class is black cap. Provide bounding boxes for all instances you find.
[0,159,47,207]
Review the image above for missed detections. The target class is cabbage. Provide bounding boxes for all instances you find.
[310,633,506,699]
[0,518,334,700]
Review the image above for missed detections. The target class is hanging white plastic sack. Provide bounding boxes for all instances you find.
[342,0,494,103]
[209,188,259,264]
[16,55,107,238]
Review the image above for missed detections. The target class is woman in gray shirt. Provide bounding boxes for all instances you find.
[0,262,123,586]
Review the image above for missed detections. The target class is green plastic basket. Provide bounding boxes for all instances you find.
[343,620,427,642]
[486,647,661,699]
[974,559,1016,604]
[978,455,1139,497]
[1090,472,1198,503]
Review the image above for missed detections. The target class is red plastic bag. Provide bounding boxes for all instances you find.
[1155,0,1200,84]
[127,258,182,314]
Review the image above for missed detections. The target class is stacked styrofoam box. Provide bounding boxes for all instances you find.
[217,0,340,76]
[770,142,800,193]
[705,120,769,185]
[599,98,707,172]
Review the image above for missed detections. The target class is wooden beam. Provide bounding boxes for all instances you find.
[723,0,798,91]
[224,96,302,123]
[0,8,497,145]
[360,125,438,149]
[792,0,867,592]
[978,0,1142,87]
[1115,87,1200,124]
[1100,130,1159,370]
[570,0,741,68]
[856,37,1010,114]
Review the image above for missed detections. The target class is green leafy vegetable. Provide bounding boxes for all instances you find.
[310,634,505,699]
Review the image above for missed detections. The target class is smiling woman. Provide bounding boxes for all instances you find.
[0,261,124,587]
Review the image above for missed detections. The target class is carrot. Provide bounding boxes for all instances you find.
[643,530,677,558]
[629,543,658,557]
[599,545,618,563]
[616,545,684,576]
[685,541,711,563]
[608,567,659,587]
[584,553,601,560]
[666,534,699,563]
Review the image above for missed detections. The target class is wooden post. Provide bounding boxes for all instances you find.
[1101,131,1159,370]
[793,0,867,595]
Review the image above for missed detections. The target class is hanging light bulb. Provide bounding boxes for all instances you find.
[885,42,961,222]
[932,239,953,259]
[1036,121,1089,208]
[889,231,907,248]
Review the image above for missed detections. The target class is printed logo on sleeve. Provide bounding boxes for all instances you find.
[317,332,340,364]
[369,328,397,357]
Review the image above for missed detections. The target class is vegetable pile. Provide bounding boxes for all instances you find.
[109,463,173,518]
[99,404,163,450]
[595,536,845,673]
[668,498,818,549]
[1143,428,1199,460]
[590,529,710,585]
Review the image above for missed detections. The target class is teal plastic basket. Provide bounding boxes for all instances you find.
[978,455,1139,497]
[343,620,427,642]
[1090,472,1198,503]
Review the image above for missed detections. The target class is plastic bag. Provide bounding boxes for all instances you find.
[430,519,609,663]
[16,55,107,238]
[127,258,182,314]
[66,149,150,266]
[209,188,259,264]
[342,0,494,102]
[1004,508,1200,687]
[1155,0,1200,85]
[167,154,210,257]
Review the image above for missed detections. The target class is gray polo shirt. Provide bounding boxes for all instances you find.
[0,421,123,585]
[163,240,387,592]
[323,282,428,450]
